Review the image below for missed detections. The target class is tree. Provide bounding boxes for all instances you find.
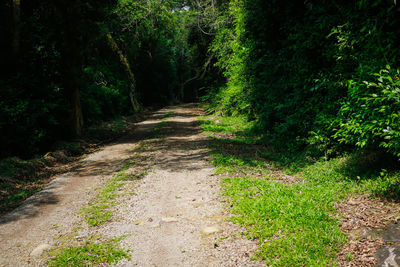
[58,0,84,136]
[12,0,21,58]
[107,33,140,112]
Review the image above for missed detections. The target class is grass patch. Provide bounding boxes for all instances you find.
[82,170,147,226]
[199,114,400,266]
[119,160,136,171]
[48,237,130,267]
[198,114,254,136]
[152,121,168,137]
[223,177,346,265]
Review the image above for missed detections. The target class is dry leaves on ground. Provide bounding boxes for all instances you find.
[335,196,400,266]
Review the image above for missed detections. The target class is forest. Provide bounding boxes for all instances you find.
[2,0,400,161]
[1,0,400,266]
[1,0,217,157]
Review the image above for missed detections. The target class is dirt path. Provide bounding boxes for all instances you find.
[0,104,261,267]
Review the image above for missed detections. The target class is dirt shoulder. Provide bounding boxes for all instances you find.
[0,112,150,216]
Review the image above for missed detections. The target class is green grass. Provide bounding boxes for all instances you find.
[82,171,146,226]
[198,114,255,137]
[48,154,144,265]
[223,177,345,265]
[162,111,173,121]
[199,114,400,266]
[119,160,136,171]
[48,237,130,267]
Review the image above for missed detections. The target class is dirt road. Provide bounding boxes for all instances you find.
[0,104,261,267]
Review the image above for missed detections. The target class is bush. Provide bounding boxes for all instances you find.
[335,66,400,157]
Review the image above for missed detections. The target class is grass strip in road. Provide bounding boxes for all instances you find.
[82,115,163,227]
[82,169,147,227]
[81,173,126,227]
[49,153,148,265]
[48,236,130,267]
[199,114,400,266]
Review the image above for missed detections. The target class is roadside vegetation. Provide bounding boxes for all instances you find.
[199,114,400,266]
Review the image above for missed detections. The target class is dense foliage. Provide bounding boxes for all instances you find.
[207,0,400,158]
[2,0,400,159]
[0,0,215,158]
[2,2,400,264]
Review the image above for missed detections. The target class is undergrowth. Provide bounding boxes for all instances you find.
[199,114,400,266]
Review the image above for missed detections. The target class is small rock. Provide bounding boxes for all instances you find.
[201,226,222,236]
[30,244,51,258]
[161,217,179,223]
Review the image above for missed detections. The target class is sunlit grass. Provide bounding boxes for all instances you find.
[48,237,130,267]
[199,114,400,266]
[81,170,146,227]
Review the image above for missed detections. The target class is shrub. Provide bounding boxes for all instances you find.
[335,66,400,157]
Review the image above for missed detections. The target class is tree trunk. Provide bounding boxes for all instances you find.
[70,87,83,136]
[12,0,21,57]
[60,0,83,137]
[107,33,140,112]
[179,83,185,101]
